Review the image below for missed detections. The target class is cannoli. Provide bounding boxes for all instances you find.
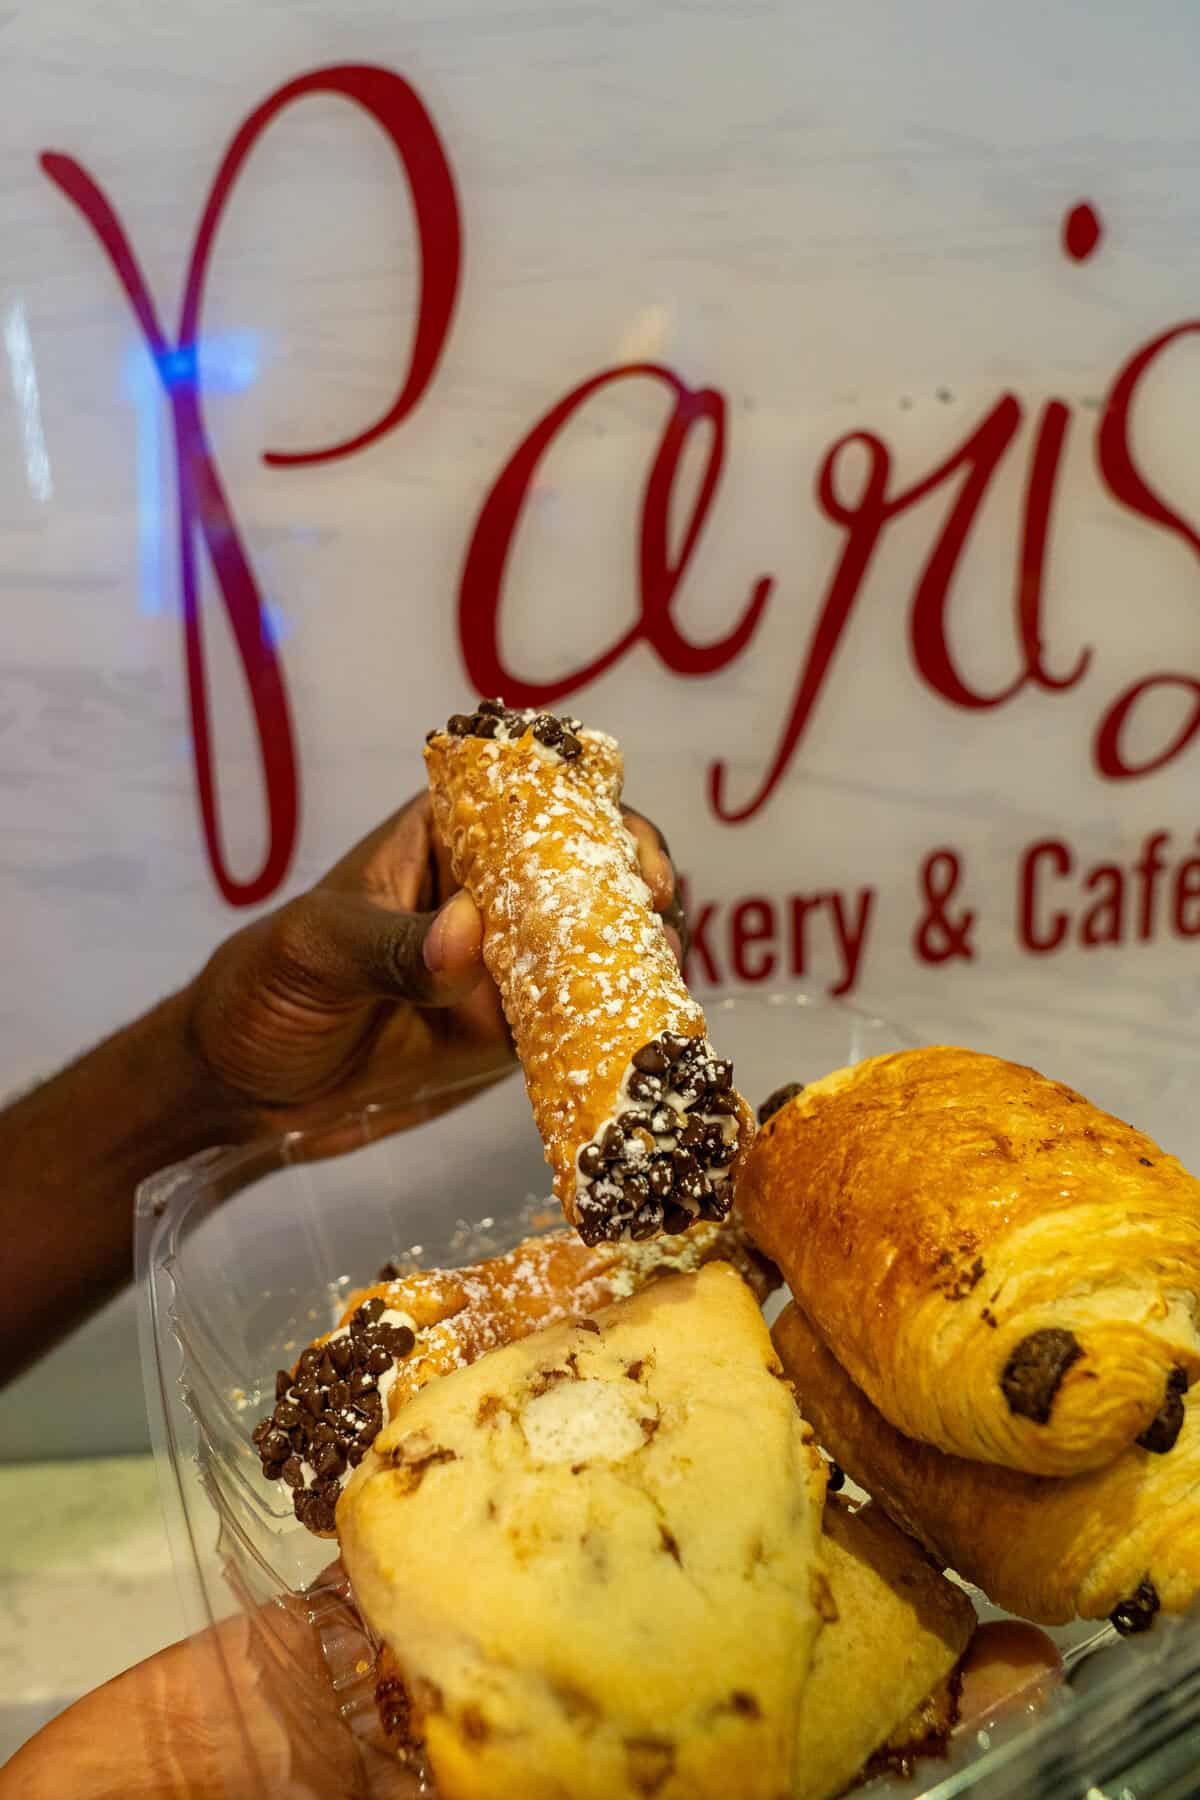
[740,1047,1200,1475]
[338,1265,828,1800]
[254,1215,777,1535]
[424,700,754,1245]
[774,1301,1200,1628]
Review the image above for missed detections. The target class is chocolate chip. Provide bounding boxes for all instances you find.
[757,1082,805,1125]
[327,1380,351,1411]
[1136,1367,1189,1454]
[329,1338,354,1376]
[251,1417,273,1446]
[273,1401,301,1430]
[354,1298,386,1332]
[531,713,564,747]
[281,1456,305,1489]
[288,1426,309,1453]
[312,1421,339,1446]
[308,1497,338,1533]
[661,1202,692,1234]
[350,1369,376,1400]
[630,1202,664,1241]
[447,713,474,735]
[706,1092,740,1117]
[382,1324,417,1359]
[1000,1329,1084,1424]
[377,1260,403,1282]
[672,1069,706,1107]
[676,1115,706,1149]
[476,698,505,716]
[659,1032,691,1062]
[1111,1578,1160,1636]
[599,1122,624,1159]
[260,1429,291,1463]
[632,1041,670,1076]
[347,1442,367,1468]
[647,1159,675,1198]
[826,1463,846,1493]
[627,1070,664,1104]
[473,713,499,738]
[672,1149,701,1185]
[616,1167,651,1203]
[578,1142,605,1179]
[298,1347,322,1376]
[312,1442,346,1480]
[365,1345,394,1376]
[709,1059,733,1091]
[297,1383,323,1417]
[559,731,583,759]
[275,1369,292,1400]
[577,1214,611,1248]
[317,1353,336,1386]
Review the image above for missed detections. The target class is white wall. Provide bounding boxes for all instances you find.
[4,0,1200,1455]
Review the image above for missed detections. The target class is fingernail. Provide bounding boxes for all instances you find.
[423,890,481,975]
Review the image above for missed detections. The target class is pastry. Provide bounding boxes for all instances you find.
[774,1301,1200,1628]
[739,1047,1200,1475]
[424,700,755,1245]
[793,1497,975,1800]
[339,1264,828,1800]
[254,1217,777,1534]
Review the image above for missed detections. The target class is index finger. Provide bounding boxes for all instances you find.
[622,806,675,913]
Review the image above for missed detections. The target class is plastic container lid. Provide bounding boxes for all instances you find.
[135,989,1200,1797]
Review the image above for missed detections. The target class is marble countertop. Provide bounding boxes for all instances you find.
[0,1456,184,1766]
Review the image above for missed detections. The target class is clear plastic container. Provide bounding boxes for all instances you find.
[135,990,1200,1798]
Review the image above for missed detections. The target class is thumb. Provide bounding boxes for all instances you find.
[299,888,485,1007]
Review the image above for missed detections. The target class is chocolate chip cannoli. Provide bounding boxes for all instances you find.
[254,1214,777,1535]
[424,701,754,1246]
[740,1047,1200,1477]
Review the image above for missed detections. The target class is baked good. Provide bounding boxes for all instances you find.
[774,1301,1200,1628]
[793,1497,975,1799]
[424,700,754,1245]
[254,1216,777,1535]
[339,1264,828,1800]
[740,1047,1200,1475]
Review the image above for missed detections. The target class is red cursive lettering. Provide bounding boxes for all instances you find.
[1095,322,1200,781]
[42,65,461,903]
[458,364,770,705]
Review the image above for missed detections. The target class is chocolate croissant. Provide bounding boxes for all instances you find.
[774,1302,1200,1628]
[739,1047,1200,1476]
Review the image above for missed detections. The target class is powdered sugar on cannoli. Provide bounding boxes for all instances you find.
[425,700,756,1245]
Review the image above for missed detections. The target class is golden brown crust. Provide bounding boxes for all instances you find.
[330,1219,780,1418]
[740,1047,1200,1475]
[792,1497,974,1800]
[424,725,753,1239]
[258,1220,778,1538]
[774,1302,1200,1625]
[341,1267,828,1800]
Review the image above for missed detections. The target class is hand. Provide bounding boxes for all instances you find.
[184,792,685,1144]
[0,1568,416,1800]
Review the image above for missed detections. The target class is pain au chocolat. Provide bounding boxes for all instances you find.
[774,1301,1200,1629]
[739,1046,1200,1477]
[424,701,754,1247]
